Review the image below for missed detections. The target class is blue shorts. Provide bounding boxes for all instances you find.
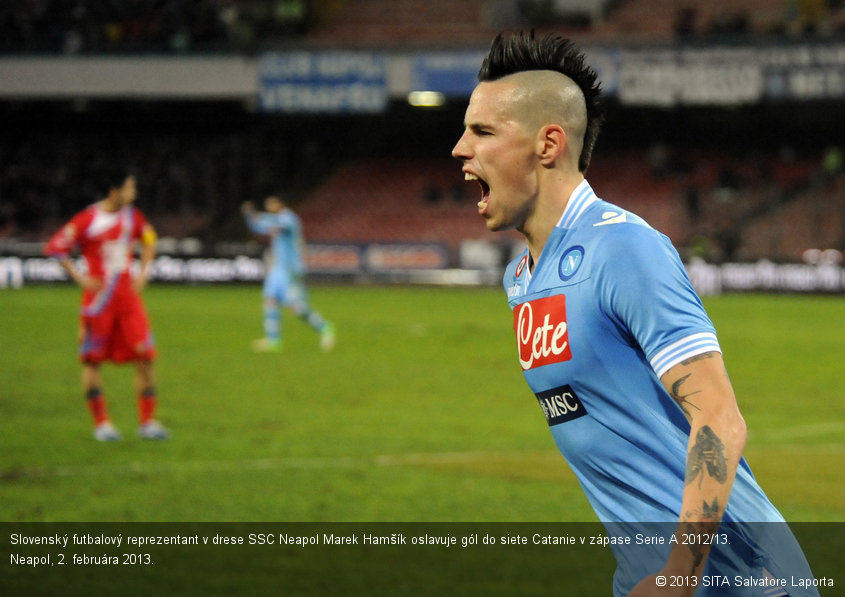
[263,270,306,308]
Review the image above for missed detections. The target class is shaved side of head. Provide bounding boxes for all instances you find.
[478,32,604,173]
[498,70,587,166]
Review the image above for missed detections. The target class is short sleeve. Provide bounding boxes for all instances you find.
[596,224,720,378]
[44,210,89,258]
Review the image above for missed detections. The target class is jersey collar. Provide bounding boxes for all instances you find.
[556,179,598,230]
[523,180,597,287]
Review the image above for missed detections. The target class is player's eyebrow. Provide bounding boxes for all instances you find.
[465,122,492,134]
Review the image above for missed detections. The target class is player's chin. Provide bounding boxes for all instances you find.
[482,213,509,232]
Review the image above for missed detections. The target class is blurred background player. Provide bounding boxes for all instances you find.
[242,196,335,352]
[44,170,169,442]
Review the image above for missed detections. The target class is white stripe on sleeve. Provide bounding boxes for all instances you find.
[650,332,721,378]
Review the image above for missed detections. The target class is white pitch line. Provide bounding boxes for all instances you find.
[373,451,526,466]
[748,421,845,444]
[3,451,550,480]
[4,440,843,481]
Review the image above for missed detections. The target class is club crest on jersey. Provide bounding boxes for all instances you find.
[514,294,572,371]
[535,384,587,426]
[559,245,585,281]
[514,254,529,279]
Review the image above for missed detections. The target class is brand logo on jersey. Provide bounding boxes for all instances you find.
[515,254,528,279]
[559,245,584,281]
[514,295,572,371]
[593,210,627,227]
[536,384,587,426]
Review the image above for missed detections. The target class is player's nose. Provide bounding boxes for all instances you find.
[451,131,471,161]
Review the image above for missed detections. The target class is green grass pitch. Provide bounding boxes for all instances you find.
[1,285,843,523]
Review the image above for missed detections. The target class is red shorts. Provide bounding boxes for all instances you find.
[79,287,156,364]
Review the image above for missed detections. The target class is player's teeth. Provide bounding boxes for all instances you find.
[465,173,479,181]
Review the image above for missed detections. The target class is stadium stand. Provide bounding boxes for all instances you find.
[2,0,843,54]
[294,147,839,262]
[303,0,845,46]
[1,109,841,263]
[1,1,844,266]
[305,0,492,47]
[589,0,785,42]
[295,156,520,248]
[0,0,308,54]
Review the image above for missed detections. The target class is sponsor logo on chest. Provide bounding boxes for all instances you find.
[513,294,572,371]
[535,384,588,426]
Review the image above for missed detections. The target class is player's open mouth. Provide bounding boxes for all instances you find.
[464,172,490,214]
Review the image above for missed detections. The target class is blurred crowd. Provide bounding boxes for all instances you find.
[674,0,845,41]
[1,0,843,56]
[1,114,841,263]
[0,120,294,242]
[1,0,843,263]
[0,0,308,54]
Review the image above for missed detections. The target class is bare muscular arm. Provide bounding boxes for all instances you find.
[628,351,747,596]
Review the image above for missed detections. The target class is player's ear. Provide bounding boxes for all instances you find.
[537,124,566,165]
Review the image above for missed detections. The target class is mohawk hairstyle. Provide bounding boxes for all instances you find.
[478,31,606,173]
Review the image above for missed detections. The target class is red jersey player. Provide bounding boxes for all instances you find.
[45,171,169,441]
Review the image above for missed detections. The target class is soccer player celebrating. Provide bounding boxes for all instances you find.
[452,32,817,596]
[45,170,168,442]
[242,196,334,352]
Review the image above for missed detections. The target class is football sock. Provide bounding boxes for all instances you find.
[138,386,157,424]
[301,308,326,332]
[85,387,109,425]
[263,305,280,342]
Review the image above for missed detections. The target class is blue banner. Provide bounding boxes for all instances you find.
[258,51,388,113]
[411,52,486,96]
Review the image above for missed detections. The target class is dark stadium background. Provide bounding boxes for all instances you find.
[1,0,844,283]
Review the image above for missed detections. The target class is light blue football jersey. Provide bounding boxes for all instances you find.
[504,180,817,596]
[247,209,305,298]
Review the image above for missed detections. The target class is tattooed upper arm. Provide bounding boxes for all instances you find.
[670,373,701,420]
[662,352,723,421]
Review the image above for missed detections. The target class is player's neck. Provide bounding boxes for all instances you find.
[523,231,548,274]
[521,175,582,272]
[98,197,122,212]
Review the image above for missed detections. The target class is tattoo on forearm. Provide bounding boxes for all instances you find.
[670,373,702,418]
[680,512,721,574]
[683,506,721,526]
[701,497,721,521]
[677,522,707,571]
[689,540,706,571]
[685,425,728,488]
